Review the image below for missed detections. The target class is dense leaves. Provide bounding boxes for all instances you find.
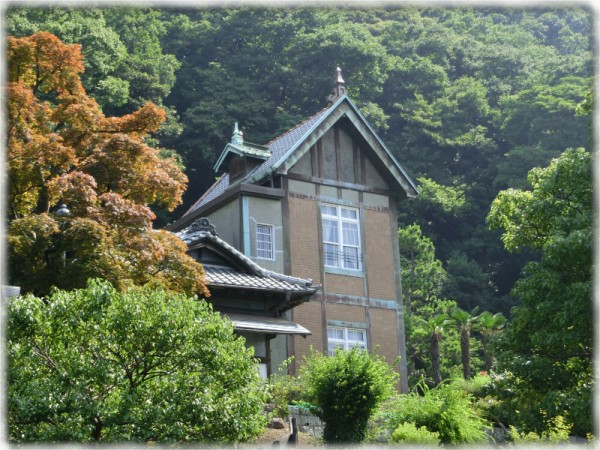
[376,379,490,445]
[301,349,398,443]
[487,148,593,435]
[6,6,593,303]
[4,6,595,438]
[6,32,206,297]
[7,280,267,443]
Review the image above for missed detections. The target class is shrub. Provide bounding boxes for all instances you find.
[390,422,440,445]
[7,280,267,443]
[509,413,572,444]
[301,348,398,443]
[267,373,308,419]
[376,380,490,445]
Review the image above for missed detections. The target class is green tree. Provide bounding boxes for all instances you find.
[415,314,451,386]
[398,224,446,316]
[301,348,398,443]
[7,280,267,443]
[487,147,593,436]
[477,311,507,372]
[5,7,130,108]
[448,307,480,380]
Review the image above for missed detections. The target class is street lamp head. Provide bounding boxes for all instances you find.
[56,204,71,217]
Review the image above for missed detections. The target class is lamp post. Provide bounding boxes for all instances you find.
[55,204,71,267]
[56,204,71,218]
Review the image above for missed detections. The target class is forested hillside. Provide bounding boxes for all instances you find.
[6,6,593,316]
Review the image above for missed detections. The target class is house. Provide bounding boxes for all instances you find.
[175,216,320,377]
[168,68,418,391]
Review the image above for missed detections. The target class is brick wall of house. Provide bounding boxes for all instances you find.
[324,273,365,297]
[288,196,321,283]
[325,302,367,323]
[368,307,400,368]
[292,300,324,355]
[364,209,396,300]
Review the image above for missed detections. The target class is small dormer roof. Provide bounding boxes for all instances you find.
[214,122,271,172]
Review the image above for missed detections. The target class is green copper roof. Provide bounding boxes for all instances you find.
[214,122,271,172]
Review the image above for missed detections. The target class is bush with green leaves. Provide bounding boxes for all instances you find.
[390,422,441,445]
[7,280,267,443]
[301,348,398,443]
[267,374,308,419]
[509,414,572,444]
[376,379,490,445]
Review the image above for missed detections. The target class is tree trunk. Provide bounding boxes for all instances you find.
[92,416,102,441]
[430,333,442,386]
[461,329,471,379]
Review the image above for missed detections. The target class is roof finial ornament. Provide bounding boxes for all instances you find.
[327,67,346,104]
[231,122,244,145]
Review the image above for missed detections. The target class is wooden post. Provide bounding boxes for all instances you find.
[288,417,298,447]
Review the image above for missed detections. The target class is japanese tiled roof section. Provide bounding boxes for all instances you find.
[176,228,319,293]
[204,265,314,292]
[184,104,332,217]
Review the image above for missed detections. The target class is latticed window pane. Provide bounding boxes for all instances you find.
[343,246,360,269]
[328,328,344,340]
[327,326,367,355]
[321,204,362,271]
[322,219,339,243]
[342,222,359,246]
[324,243,338,267]
[320,205,337,216]
[341,208,357,220]
[256,224,273,259]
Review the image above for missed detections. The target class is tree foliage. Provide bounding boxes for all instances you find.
[301,348,398,443]
[7,280,267,443]
[487,147,593,436]
[6,7,593,304]
[376,379,490,445]
[6,32,206,296]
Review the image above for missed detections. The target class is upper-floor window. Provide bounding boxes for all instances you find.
[320,204,362,271]
[256,224,274,260]
[327,326,367,355]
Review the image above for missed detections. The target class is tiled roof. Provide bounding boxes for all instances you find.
[183,94,418,217]
[252,104,332,182]
[204,265,314,292]
[184,103,334,216]
[184,173,229,216]
[176,226,320,294]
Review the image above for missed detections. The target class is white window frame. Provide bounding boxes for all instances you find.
[256,223,275,260]
[327,326,368,356]
[320,204,362,271]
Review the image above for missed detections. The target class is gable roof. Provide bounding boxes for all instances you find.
[183,94,418,218]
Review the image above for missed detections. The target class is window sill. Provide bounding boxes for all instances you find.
[324,266,364,278]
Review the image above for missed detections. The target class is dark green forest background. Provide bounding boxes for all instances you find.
[6,5,594,318]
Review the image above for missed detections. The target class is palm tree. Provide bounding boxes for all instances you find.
[478,311,507,372]
[449,307,480,379]
[417,314,450,386]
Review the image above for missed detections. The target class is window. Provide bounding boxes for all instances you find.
[321,204,362,270]
[256,224,274,260]
[327,326,367,355]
